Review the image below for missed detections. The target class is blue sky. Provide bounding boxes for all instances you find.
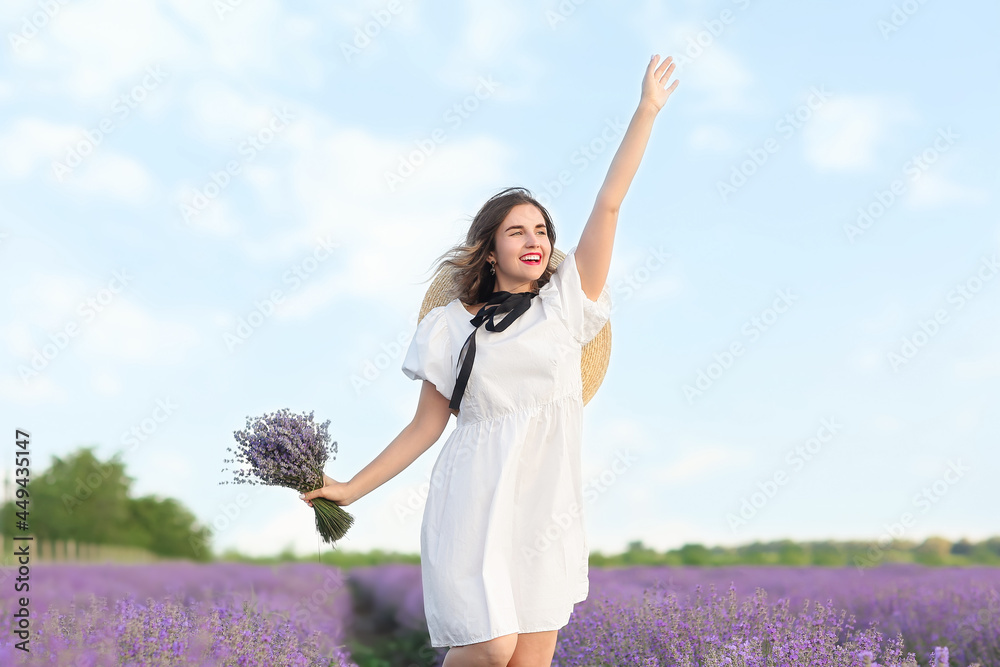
[2,0,997,558]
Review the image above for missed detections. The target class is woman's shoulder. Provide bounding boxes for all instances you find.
[414,302,452,333]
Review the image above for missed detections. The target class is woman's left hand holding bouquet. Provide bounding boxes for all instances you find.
[300,473,355,508]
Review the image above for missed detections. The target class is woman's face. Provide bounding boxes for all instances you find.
[489,203,552,294]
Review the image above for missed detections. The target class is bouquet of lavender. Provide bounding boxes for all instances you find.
[222,408,354,544]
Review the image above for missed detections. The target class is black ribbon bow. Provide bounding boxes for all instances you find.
[450,290,538,411]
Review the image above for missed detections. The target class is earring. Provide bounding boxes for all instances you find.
[489,261,495,275]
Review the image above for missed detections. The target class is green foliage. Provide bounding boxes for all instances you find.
[219,547,422,569]
[2,446,132,542]
[219,536,1000,569]
[810,540,846,566]
[128,494,212,560]
[741,541,774,565]
[679,543,711,565]
[777,539,809,566]
[345,630,440,667]
[914,536,952,565]
[580,536,1000,569]
[1,445,212,561]
[970,539,1000,564]
[622,540,662,565]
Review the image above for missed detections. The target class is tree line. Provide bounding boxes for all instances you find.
[1,446,212,561]
[5,445,993,568]
[589,536,1000,567]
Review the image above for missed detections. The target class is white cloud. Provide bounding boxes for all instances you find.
[185,79,293,141]
[801,95,918,171]
[169,0,287,74]
[77,298,202,365]
[91,371,123,396]
[244,165,278,189]
[7,0,309,107]
[435,0,536,102]
[954,354,1000,379]
[871,414,902,432]
[5,268,202,370]
[906,166,990,209]
[44,0,188,103]
[0,373,66,404]
[7,270,88,334]
[689,123,737,152]
[174,192,242,236]
[680,45,759,114]
[953,405,984,435]
[229,112,515,319]
[858,302,906,335]
[847,348,883,374]
[0,117,79,179]
[276,271,348,321]
[66,151,156,204]
[628,1,758,116]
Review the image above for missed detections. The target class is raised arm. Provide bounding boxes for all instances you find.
[575,54,679,300]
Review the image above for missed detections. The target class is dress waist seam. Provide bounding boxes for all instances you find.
[456,391,581,428]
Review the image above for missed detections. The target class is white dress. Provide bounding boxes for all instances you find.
[401,245,613,648]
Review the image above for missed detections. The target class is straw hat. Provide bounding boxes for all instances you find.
[416,246,612,408]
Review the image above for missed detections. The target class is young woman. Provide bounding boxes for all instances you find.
[303,53,678,667]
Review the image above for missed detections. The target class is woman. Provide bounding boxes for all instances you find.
[302,53,678,666]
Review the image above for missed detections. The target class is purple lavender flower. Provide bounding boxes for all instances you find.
[0,562,358,666]
[223,408,354,544]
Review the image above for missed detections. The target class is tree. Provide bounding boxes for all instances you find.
[678,543,710,566]
[810,540,845,566]
[777,539,809,566]
[950,538,974,555]
[128,495,213,560]
[914,536,952,565]
[741,541,771,565]
[2,446,132,542]
[623,540,660,565]
[2,445,213,561]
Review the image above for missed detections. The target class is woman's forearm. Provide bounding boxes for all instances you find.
[594,100,660,212]
[345,421,437,504]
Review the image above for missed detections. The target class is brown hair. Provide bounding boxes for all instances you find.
[425,186,558,305]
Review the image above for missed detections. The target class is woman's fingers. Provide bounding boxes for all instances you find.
[659,61,675,85]
[656,55,673,79]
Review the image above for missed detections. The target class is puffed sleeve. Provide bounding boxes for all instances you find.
[401,305,455,400]
[539,245,613,345]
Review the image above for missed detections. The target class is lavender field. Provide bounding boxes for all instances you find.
[0,562,357,666]
[1,562,997,666]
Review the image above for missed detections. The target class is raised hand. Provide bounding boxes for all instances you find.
[641,54,680,113]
